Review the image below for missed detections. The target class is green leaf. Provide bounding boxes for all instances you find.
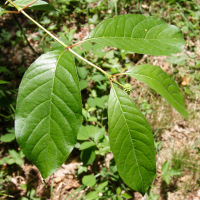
[161,174,171,184]
[77,165,87,174]
[81,42,92,51]
[81,146,96,165]
[85,191,98,200]
[77,126,90,140]
[167,168,181,176]
[126,64,188,118]
[149,189,159,200]
[0,7,7,17]
[116,187,121,195]
[79,80,88,90]
[161,161,170,174]
[0,157,9,165]
[91,74,106,82]
[79,141,95,150]
[0,80,10,84]
[77,67,88,79]
[82,174,97,187]
[15,50,82,179]
[108,84,156,194]
[93,126,105,142]
[95,180,108,192]
[0,133,15,142]
[121,192,132,199]
[12,0,55,11]
[84,14,185,56]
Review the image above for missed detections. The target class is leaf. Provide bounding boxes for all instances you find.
[91,74,106,82]
[116,187,121,195]
[93,126,105,142]
[0,133,15,142]
[0,80,10,84]
[0,157,9,165]
[77,67,88,79]
[84,14,185,56]
[79,80,88,90]
[95,180,108,192]
[15,50,82,179]
[81,146,96,165]
[12,0,55,11]
[167,168,181,176]
[126,64,188,118]
[161,161,170,174]
[77,126,90,140]
[82,174,97,187]
[0,7,7,17]
[85,191,98,200]
[79,141,95,150]
[161,174,171,184]
[121,193,132,199]
[108,84,156,194]
[77,165,87,174]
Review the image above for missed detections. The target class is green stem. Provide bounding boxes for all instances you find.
[68,48,111,79]
[7,0,124,85]
[112,79,124,88]
[21,10,68,47]
[7,0,20,10]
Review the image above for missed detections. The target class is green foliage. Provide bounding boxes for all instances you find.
[0,128,15,142]
[126,64,188,118]
[84,14,185,56]
[161,161,181,184]
[0,149,24,166]
[0,1,187,196]
[149,187,159,200]
[15,50,82,179]
[108,84,156,194]
[11,0,55,11]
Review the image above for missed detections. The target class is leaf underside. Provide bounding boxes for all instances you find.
[108,84,156,194]
[126,64,188,118]
[84,14,185,56]
[15,50,82,179]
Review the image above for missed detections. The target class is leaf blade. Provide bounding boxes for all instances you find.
[12,0,55,11]
[0,7,7,16]
[84,14,185,56]
[108,84,156,194]
[126,64,188,118]
[15,50,82,179]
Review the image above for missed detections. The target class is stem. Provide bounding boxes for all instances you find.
[7,0,123,86]
[21,10,68,47]
[7,0,20,10]
[66,40,85,49]
[112,79,125,88]
[68,48,111,79]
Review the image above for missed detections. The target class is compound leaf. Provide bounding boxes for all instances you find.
[108,84,156,194]
[15,50,82,179]
[12,0,55,11]
[126,64,188,118]
[84,14,185,56]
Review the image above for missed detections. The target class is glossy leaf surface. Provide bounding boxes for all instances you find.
[108,84,156,194]
[84,14,185,56]
[15,50,82,179]
[12,0,55,11]
[126,64,188,118]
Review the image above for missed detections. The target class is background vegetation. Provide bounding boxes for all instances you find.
[0,0,200,199]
